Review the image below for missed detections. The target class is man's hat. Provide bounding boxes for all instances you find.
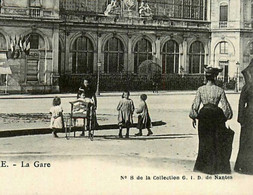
[204,65,223,76]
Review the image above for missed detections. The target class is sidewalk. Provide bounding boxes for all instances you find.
[0,90,239,99]
[0,91,240,137]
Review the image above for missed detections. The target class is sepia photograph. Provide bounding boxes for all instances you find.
[0,0,252,194]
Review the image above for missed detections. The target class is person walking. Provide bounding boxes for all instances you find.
[117,91,135,138]
[189,66,233,174]
[234,61,253,174]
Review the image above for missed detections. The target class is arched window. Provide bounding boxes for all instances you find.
[0,33,6,51]
[134,38,152,73]
[189,41,205,74]
[104,37,124,73]
[58,42,64,74]
[24,33,45,82]
[249,42,253,55]
[71,36,94,74]
[251,0,253,19]
[162,40,179,74]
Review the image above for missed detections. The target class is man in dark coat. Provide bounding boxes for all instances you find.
[77,79,98,136]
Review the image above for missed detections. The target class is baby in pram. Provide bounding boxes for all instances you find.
[74,79,98,136]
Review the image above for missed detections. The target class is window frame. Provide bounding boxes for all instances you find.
[189,41,205,74]
[161,40,179,74]
[71,36,94,74]
[104,37,124,73]
[133,38,153,73]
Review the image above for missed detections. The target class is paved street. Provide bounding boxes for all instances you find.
[0,92,252,194]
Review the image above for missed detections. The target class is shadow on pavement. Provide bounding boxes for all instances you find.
[64,133,195,141]
[95,120,166,130]
[0,121,166,138]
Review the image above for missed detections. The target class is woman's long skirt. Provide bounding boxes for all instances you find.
[234,108,253,174]
[194,104,233,174]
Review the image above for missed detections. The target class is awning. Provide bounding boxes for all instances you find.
[0,66,12,74]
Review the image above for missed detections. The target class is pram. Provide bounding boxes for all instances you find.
[65,99,95,141]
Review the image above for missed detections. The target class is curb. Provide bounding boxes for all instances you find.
[0,91,239,99]
[0,121,166,138]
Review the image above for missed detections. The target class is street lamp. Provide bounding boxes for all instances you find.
[96,60,101,96]
[235,61,240,92]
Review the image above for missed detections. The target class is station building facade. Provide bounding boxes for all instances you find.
[0,0,251,93]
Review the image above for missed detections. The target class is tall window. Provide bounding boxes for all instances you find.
[183,0,191,19]
[134,38,152,73]
[104,37,124,73]
[189,41,205,74]
[220,5,228,27]
[250,42,253,55]
[162,40,179,74]
[219,41,228,54]
[71,36,94,74]
[191,0,203,19]
[25,33,45,82]
[165,0,183,18]
[30,34,39,49]
[0,33,6,52]
[58,43,64,74]
[251,0,253,19]
[25,33,45,50]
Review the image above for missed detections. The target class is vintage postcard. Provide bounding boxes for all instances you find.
[0,0,253,194]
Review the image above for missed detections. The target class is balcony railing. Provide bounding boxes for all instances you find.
[29,8,41,17]
[219,21,227,28]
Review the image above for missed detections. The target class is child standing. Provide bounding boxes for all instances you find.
[135,94,153,136]
[117,91,135,138]
[49,96,64,138]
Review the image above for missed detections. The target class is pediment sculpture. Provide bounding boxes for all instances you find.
[124,0,136,11]
[139,1,153,17]
[104,0,121,16]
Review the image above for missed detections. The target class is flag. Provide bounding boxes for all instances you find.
[23,41,26,51]
[26,42,30,50]
[25,42,30,55]
[9,37,14,52]
[14,35,17,46]
[19,36,23,51]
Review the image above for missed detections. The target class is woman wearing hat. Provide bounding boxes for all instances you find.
[189,66,233,174]
[234,60,253,174]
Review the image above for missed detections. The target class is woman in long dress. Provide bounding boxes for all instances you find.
[234,67,253,174]
[189,66,233,174]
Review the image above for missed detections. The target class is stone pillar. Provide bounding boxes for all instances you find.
[97,33,103,72]
[64,31,71,73]
[52,28,59,73]
[182,37,188,73]
[127,33,134,72]
[206,0,211,21]
[155,35,161,69]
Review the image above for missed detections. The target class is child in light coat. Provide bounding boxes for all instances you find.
[49,96,64,138]
[117,91,135,138]
[135,94,153,136]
